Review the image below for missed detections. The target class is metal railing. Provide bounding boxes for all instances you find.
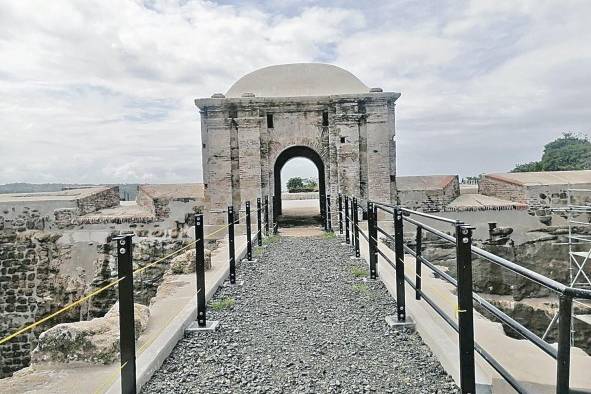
[114,196,274,393]
[337,193,591,394]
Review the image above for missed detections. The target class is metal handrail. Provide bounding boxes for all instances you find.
[402,244,558,359]
[337,194,589,393]
[372,200,460,225]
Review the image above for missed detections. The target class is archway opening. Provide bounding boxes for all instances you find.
[273,146,326,228]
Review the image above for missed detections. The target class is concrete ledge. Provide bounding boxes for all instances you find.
[385,315,416,331]
[185,320,219,333]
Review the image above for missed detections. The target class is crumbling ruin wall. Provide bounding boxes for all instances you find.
[398,176,460,212]
[479,175,527,203]
[136,185,203,224]
[480,176,591,210]
[0,230,86,378]
[76,187,120,215]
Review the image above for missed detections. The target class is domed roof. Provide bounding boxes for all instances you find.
[226,63,369,98]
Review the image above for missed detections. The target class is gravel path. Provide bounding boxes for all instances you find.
[142,235,458,393]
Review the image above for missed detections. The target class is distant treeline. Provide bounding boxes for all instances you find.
[513,132,591,172]
[0,183,139,200]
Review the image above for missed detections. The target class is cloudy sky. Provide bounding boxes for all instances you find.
[1,0,590,185]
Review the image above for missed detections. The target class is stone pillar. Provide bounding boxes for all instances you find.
[335,100,362,199]
[327,109,340,228]
[203,109,234,225]
[366,97,395,204]
[236,110,263,209]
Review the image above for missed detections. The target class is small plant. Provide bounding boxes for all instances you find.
[323,231,336,239]
[262,235,280,245]
[352,283,369,295]
[210,297,235,311]
[351,266,368,278]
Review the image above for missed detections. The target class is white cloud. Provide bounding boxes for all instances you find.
[0,0,590,184]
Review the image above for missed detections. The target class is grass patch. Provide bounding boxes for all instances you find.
[351,266,368,278]
[352,283,370,295]
[262,234,280,245]
[209,297,236,311]
[323,231,336,239]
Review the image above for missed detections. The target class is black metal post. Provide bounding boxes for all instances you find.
[246,201,252,261]
[393,207,406,322]
[455,224,476,394]
[353,198,360,258]
[256,197,262,246]
[368,202,377,279]
[338,193,343,234]
[228,206,236,284]
[344,196,350,244]
[415,226,422,301]
[556,295,573,394]
[195,214,206,327]
[264,196,269,236]
[326,194,332,232]
[116,234,137,394]
[272,195,278,234]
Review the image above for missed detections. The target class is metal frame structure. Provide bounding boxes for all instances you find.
[544,188,591,345]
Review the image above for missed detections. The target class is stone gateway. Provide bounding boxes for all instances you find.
[195,63,400,225]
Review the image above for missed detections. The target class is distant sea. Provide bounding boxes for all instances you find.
[0,183,139,201]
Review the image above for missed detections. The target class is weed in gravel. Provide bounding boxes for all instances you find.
[323,231,336,239]
[262,235,280,245]
[210,297,236,311]
[352,283,369,295]
[351,266,368,278]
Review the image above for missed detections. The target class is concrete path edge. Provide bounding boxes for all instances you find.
[105,241,248,394]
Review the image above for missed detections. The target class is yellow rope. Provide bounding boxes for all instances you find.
[0,277,124,346]
[133,240,197,275]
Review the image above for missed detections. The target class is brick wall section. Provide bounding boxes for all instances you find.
[76,187,120,215]
[479,175,527,203]
[0,231,84,378]
[398,176,460,212]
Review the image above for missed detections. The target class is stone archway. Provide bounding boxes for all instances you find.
[194,63,400,226]
[272,145,326,224]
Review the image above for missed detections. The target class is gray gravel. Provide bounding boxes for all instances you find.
[142,235,458,393]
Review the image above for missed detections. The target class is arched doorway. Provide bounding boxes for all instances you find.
[273,145,326,226]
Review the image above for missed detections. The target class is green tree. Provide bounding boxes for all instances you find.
[304,177,318,191]
[513,132,591,172]
[286,177,305,192]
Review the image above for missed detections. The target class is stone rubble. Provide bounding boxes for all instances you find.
[142,236,458,393]
[31,302,149,365]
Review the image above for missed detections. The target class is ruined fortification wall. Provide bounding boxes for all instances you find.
[479,176,527,203]
[399,177,460,212]
[480,176,591,209]
[76,187,120,215]
[0,230,87,378]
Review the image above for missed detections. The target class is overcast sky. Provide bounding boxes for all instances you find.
[1,0,590,185]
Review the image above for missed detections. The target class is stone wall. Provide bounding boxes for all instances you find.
[525,184,591,210]
[0,230,86,378]
[480,175,591,210]
[281,192,319,200]
[398,176,460,212]
[479,175,527,203]
[76,187,120,215]
[136,185,203,224]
